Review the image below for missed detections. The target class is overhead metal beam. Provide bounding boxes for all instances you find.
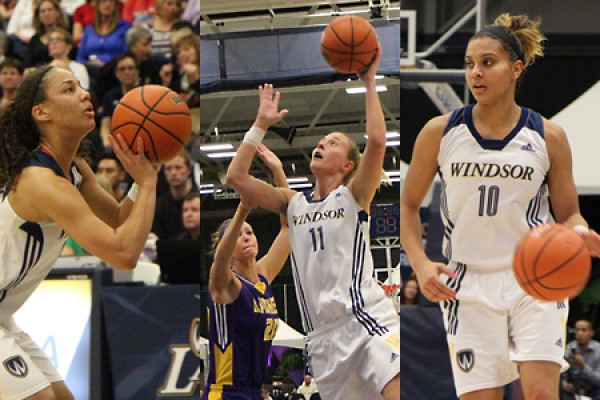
[400,69,466,84]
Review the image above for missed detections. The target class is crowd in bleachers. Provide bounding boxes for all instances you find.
[0,0,199,166]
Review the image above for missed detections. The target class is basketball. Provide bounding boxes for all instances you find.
[513,224,591,301]
[111,85,192,163]
[320,15,379,74]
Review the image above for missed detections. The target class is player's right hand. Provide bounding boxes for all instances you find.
[413,260,457,302]
[109,135,157,187]
[254,83,289,131]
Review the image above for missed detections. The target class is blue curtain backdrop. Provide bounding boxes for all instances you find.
[200,21,400,93]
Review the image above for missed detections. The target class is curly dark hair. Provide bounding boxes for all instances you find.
[0,66,90,187]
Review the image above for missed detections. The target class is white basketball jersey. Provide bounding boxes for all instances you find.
[287,186,387,333]
[438,105,552,267]
[0,150,82,325]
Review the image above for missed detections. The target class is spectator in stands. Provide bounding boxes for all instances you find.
[141,0,182,59]
[295,374,318,398]
[161,28,198,136]
[5,0,35,64]
[181,0,198,25]
[99,52,140,148]
[0,0,17,27]
[0,57,24,109]
[77,0,131,68]
[122,0,155,24]
[72,0,95,44]
[202,145,290,400]
[48,28,90,89]
[561,319,600,400]
[160,23,198,102]
[178,191,200,240]
[96,154,127,200]
[28,0,69,67]
[400,277,420,305]
[0,31,7,65]
[166,30,198,107]
[126,25,168,85]
[152,148,197,239]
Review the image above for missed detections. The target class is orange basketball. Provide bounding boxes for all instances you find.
[320,15,379,74]
[111,85,192,162]
[513,224,591,301]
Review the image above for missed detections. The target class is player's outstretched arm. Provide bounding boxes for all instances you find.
[19,136,157,269]
[256,144,291,283]
[400,115,456,302]
[348,46,387,210]
[209,202,249,304]
[227,84,295,215]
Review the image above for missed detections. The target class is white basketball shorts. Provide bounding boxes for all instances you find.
[306,296,400,400]
[441,262,569,397]
[0,322,62,400]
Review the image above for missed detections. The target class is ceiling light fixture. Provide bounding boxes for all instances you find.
[200,143,234,152]
[207,151,237,159]
[345,85,387,94]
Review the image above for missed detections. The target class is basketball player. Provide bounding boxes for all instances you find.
[400,13,600,400]
[202,145,291,400]
[226,47,400,400]
[0,66,158,399]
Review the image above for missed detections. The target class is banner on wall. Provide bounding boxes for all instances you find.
[14,277,92,399]
[102,285,206,399]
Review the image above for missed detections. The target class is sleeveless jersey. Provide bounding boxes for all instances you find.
[0,149,82,324]
[287,185,388,333]
[203,274,278,400]
[438,104,551,267]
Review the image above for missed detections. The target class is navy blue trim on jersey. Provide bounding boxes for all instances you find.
[526,184,547,228]
[440,178,454,260]
[524,107,544,139]
[443,107,467,136]
[25,149,68,178]
[290,252,314,333]
[350,215,388,336]
[0,221,45,303]
[465,104,530,150]
[303,191,328,204]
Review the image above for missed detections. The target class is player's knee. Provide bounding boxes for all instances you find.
[525,383,556,400]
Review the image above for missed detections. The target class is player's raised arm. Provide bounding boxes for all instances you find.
[226,84,295,215]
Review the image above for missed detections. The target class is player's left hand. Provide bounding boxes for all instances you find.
[358,41,382,83]
[578,229,600,258]
[257,144,283,171]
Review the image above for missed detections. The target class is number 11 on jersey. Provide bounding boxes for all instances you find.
[309,226,324,251]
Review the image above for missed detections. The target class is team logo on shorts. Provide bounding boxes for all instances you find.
[4,355,28,377]
[456,349,475,373]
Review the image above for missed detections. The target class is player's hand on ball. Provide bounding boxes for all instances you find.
[358,41,382,83]
[577,228,600,258]
[414,260,456,302]
[109,135,156,186]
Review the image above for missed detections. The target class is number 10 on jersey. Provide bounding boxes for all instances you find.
[478,185,500,216]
